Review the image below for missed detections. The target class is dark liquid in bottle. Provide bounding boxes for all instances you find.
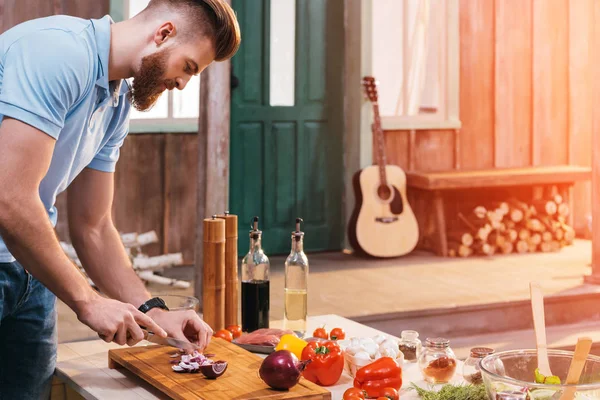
[241,280,270,332]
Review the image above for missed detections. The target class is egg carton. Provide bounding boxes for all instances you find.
[337,334,405,377]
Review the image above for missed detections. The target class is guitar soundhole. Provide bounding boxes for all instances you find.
[390,186,404,215]
[377,184,393,202]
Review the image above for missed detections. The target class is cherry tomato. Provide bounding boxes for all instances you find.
[330,327,346,340]
[376,397,389,400]
[381,387,399,400]
[343,387,366,400]
[344,394,365,400]
[225,325,242,339]
[313,327,328,339]
[213,329,233,342]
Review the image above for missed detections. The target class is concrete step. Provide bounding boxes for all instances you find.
[449,320,600,360]
[353,290,600,341]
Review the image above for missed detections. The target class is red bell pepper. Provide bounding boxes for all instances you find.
[301,340,344,386]
[353,357,402,398]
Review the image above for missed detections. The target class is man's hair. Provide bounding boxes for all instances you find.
[145,0,241,61]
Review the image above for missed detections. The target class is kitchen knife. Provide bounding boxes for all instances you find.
[142,328,202,352]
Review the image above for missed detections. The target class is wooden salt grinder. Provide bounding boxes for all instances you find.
[218,212,239,327]
[203,216,225,331]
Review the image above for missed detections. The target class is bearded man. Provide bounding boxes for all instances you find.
[0,1,240,398]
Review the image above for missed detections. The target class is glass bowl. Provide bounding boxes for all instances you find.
[480,349,600,399]
[154,294,200,312]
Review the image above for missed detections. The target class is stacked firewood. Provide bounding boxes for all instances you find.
[447,193,575,257]
[60,230,190,289]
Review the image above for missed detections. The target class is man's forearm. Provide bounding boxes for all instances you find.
[71,218,152,308]
[0,194,97,314]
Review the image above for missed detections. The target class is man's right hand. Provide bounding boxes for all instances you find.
[75,295,168,346]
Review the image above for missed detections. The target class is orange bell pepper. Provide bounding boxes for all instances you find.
[353,357,402,398]
[301,340,344,386]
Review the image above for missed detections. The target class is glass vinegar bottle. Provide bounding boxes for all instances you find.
[241,216,270,333]
[283,218,309,337]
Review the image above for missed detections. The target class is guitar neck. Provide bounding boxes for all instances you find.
[372,103,388,186]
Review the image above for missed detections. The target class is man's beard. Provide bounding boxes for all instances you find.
[129,48,170,111]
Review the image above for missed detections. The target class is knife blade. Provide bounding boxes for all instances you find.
[142,329,201,352]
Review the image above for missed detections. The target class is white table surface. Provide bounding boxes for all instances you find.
[55,314,467,400]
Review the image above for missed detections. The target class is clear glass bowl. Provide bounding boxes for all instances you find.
[480,349,600,399]
[154,294,200,312]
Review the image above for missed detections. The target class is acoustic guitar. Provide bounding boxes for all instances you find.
[347,76,419,258]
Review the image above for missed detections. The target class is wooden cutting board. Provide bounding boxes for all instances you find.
[108,338,331,400]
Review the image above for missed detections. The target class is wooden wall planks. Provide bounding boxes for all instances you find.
[164,134,198,264]
[494,0,532,168]
[532,0,569,167]
[384,0,596,236]
[457,0,495,170]
[568,0,594,234]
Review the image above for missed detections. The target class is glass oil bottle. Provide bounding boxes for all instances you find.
[241,216,270,332]
[283,218,309,337]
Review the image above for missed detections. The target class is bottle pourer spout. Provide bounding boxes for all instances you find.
[295,217,303,232]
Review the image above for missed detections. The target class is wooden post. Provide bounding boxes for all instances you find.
[194,18,232,306]
[432,191,448,256]
[584,3,600,284]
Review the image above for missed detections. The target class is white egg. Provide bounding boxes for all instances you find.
[363,341,379,358]
[354,351,371,361]
[381,338,398,349]
[380,345,399,359]
[359,337,375,347]
[373,334,387,345]
[346,344,362,355]
[350,338,360,347]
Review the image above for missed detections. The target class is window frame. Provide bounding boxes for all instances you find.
[364,0,461,131]
[109,0,200,134]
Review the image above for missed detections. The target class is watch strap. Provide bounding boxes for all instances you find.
[138,297,169,313]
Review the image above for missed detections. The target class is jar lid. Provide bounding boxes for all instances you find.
[401,330,419,339]
[495,391,527,400]
[470,347,495,358]
[425,337,449,348]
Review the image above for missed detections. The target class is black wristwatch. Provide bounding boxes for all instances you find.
[138,297,169,313]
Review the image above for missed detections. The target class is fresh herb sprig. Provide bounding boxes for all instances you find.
[409,382,488,400]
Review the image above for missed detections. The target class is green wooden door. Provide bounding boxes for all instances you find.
[229,0,344,255]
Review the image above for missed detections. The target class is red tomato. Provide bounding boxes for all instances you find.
[381,387,399,400]
[330,327,346,340]
[313,327,328,339]
[213,329,233,342]
[343,387,366,400]
[225,325,242,339]
[344,394,366,400]
[376,397,389,400]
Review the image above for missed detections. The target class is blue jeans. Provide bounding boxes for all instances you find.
[0,261,57,399]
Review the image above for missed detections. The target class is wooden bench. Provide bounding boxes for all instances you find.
[406,165,592,256]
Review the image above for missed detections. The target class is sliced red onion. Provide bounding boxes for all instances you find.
[172,365,185,372]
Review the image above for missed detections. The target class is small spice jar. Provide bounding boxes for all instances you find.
[418,337,458,384]
[462,347,494,385]
[398,330,421,363]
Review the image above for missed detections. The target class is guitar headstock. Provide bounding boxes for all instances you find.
[362,76,379,103]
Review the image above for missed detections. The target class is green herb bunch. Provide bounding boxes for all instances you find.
[410,382,488,400]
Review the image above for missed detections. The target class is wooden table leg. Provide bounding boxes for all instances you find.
[433,191,448,256]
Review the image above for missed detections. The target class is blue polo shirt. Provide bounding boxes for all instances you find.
[0,14,131,262]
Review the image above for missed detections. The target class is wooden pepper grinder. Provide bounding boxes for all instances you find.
[203,216,226,331]
[217,212,239,327]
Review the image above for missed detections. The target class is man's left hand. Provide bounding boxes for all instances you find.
[147,309,214,351]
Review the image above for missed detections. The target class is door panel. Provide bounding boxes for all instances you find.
[230,0,343,255]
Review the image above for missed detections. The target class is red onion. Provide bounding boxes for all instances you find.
[259,350,311,390]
